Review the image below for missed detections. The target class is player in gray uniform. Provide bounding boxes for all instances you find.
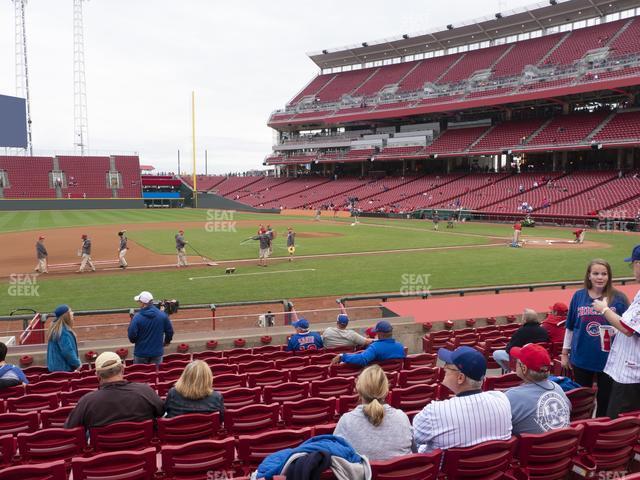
[253,232,271,267]
[77,234,96,273]
[175,229,188,267]
[35,235,48,273]
[118,230,128,269]
[286,227,296,262]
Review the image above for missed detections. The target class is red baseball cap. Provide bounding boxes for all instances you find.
[549,302,568,315]
[81,234,87,239]
[510,344,551,371]
[38,235,45,240]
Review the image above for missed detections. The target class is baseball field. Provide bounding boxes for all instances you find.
[0,209,637,317]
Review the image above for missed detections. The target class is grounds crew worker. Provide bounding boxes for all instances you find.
[35,235,48,273]
[118,230,128,269]
[77,234,96,273]
[176,229,188,267]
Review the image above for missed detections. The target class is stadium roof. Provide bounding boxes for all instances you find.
[308,0,640,69]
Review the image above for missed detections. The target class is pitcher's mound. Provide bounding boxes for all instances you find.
[522,239,606,249]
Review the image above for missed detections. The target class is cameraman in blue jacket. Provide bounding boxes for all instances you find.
[128,291,174,365]
[331,320,405,367]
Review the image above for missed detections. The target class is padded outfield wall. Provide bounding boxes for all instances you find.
[0,199,145,210]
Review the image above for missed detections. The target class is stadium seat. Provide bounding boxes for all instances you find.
[329,363,362,378]
[263,382,309,404]
[125,364,157,374]
[69,376,99,390]
[310,377,355,398]
[336,394,360,416]
[252,345,284,355]
[483,373,522,391]
[224,403,280,436]
[374,358,406,373]
[16,426,86,464]
[289,365,328,382]
[566,387,597,421]
[422,331,451,354]
[440,437,518,479]
[370,451,443,480]
[237,360,275,374]
[282,397,336,428]
[71,447,157,480]
[397,367,441,388]
[0,411,39,436]
[157,368,183,383]
[40,406,74,429]
[0,434,16,467]
[0,459,67,479]
[89,419,154,452]
[162,353,191,363]
[247,370,290,388]
[221,386,261,409]
[0,385,25,401]
[213,373,247,391]
[156,412,221,444]
[388,384,438,419]
[37,371,78,382]
[160,438,236,479]
[25,380,69,395]
[209,363,239,375]
[123,371,157,384]
[236,427,313,474]
[60,388,93,407]
[192,350,224,361]
[274,356,309,370]
[403,353,437,369]
[6,393,59,413]
[159,360,190,371]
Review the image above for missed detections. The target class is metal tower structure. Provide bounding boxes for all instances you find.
[14,0,33,155]
[73,0,89,154]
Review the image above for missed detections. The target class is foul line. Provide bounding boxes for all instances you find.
[189,268,317,281]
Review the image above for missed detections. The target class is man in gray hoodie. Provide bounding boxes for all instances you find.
[35,235,48,274]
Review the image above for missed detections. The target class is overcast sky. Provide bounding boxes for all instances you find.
[0,0,535,174]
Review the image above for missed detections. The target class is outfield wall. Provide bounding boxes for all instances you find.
[196,193,279,213]
[0,198,145,210]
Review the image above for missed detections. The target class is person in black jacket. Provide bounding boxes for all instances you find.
[492,309,549,372]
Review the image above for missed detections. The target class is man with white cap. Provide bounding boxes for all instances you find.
[128,291,174,365]
[64,351,164,429]
[34,235,48,274]
[322,314,371,349]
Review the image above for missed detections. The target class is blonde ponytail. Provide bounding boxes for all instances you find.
[356,365,389,427]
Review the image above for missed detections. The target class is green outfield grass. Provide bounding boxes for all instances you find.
[0,209,637,314]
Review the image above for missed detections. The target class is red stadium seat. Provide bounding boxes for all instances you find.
[157,368,183,383]
[60,388,93,407]
[123,371,157,384]
[0,459,66,480]
[397,367,441,388]
[310,377,354,398]
[388,384,438,419]
[224,403,280,436]
[89,419,154,452]
[70,376,99,390]
[71,447,157,480]
[40,406,74,429]
[6,393,59,413]
[157,412,221,444]
[0,434,16,467]
[247,369,290,388]
[161,438,236,479]
[236,427,313,474]
[226,354,255,364]
[370,451,443,480]
[37,371,78,382]
[221,387,262,409]
[252,345,283,355]
[422,331,451,354]
[289,365,328,382]
[155,380,174,397]
[313,352,342,365]
[125,363,157,374]
[25,380,69,395]
[213,373,247,391]
[239,360,277,374]
[192,350,224,361]
[0,411,39,436]
[261,351,291,362]
[336,394,360,416]
[403,353,437,369]
[17,426,86,464]
[0,385,25,401]
[159,360,190,372]
[374,358,405,373]
[483,373,522,391]
[440,437,518,479]
[282,397,336,428]
[263,382,309,404]
[209,363,239,375]
[566,387,597,421]
[162,353,191,363]
[329,363,362,378]
[274,356,309,370]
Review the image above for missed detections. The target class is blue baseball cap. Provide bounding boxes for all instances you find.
[373,320,393,333]
[624,245,640,262]
[438,346,487,381]
[292,318,309,330]
[337,314,349,325]
[54,304,70,319]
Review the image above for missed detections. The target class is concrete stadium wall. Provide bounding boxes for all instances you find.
[196,193,279,213]
[0,199,145,210]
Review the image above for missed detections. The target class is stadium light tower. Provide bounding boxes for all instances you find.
[73,0,89,154]
[14,0,33,155]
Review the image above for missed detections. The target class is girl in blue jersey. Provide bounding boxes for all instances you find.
[561,259,628,417]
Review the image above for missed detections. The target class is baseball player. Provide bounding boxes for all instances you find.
[314,208,321,221]
[447,216,454,229]
[253,231,271,267]
[77,234,96,273]
[266,225,275,256]
[118,230,128,269]
[286,227,296,262]
[34,235,48,274]
[175,229,188,267]
[573,228,586,244]
[511,221,523,247]
[432,211,440,231]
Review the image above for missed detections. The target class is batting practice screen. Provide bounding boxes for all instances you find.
[0,94,27,148]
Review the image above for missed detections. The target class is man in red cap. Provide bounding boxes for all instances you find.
[505,343,571,434]
[175,229,188,267]
[573,228,586,244]
[541,302,568,344]
[77,234,95,273]
[34,235,48,274]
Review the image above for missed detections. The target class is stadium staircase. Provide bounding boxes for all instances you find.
[536,32,571,66]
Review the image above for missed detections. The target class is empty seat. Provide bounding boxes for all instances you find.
[156,412,221,444]
[263,382,309,404]
[440,437,518,479]
[310,377,354,398]
[221,387,261,409]
[89,419,154,453]
[0,459,66,480]
[17,426,86,464]
[161,438,235,479]
[224,403,280,436]
[40,406,74,429]
[566,387,597,421]
[236,427,313,474]
[282,397,336,428]
[0,411,39,436]
[370,451,443,480]
[71,447,157,480]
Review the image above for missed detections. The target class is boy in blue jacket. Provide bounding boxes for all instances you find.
[331,320,405,367]
[128,291,174,365]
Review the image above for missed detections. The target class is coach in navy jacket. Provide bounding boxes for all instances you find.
[332,321,405,367]
[128,291,174,364]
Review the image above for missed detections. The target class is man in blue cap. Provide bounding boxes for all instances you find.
[285,318,324,352]
[322,314,371,349]
[413,346,512,453]
[331,320,405,367]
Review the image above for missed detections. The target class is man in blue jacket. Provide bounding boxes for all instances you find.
[128,291,174,365]
[331,320,405,366]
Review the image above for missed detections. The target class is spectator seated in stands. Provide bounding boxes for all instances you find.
[333,364,413,460]
[164,360,224,419]
[331,321,405,367]
[0,341,28,389]
[413,346,512,453]
[505,343,571,435]
[64,351,164,429]
[285,318,324,352]
[541,302,568,344]
[492,309,549,372]
[322,314,371,349]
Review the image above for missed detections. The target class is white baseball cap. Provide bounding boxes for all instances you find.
[95,351,123,372]
[134,291,153,303]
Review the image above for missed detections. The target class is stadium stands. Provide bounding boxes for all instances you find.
[491,33,565,79]
[438,45,510,85]
[0,156,54,198]
[58,156,112,198]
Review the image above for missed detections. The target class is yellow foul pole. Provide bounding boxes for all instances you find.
[191,91,197,208]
